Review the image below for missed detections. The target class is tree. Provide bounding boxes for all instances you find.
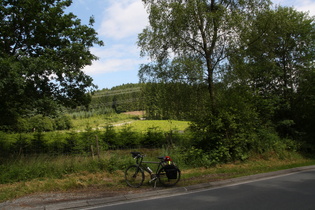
[0,0,103,130]
[227,6,315,139]
[229,6,315,98]
[138,0,271,112]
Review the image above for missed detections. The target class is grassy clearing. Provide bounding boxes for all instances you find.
[0,150,314,203]
[115,120,190,132]
[70,113,140,131]
[69,112,190,133]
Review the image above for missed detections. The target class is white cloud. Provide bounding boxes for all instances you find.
[273,0,315,16]
[83,44,145,75]
[294,0,315,16]
[99,0,148,40]
[84,58,140,75]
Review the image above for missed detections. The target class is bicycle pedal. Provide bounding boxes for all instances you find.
[149,177,157,183]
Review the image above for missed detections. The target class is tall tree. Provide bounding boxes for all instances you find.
[0,0,103,130]
[138,0,271,112]
[227,6,315,138]
[229,6,315,99]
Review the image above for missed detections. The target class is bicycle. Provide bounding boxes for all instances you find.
[125,152,181,188]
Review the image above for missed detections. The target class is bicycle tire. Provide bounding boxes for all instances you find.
[125,165,145,188]
[158,165,180,187]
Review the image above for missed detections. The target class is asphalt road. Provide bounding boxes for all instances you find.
[89,169,315,210]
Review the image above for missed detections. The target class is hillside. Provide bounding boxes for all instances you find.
[90,83,143,113]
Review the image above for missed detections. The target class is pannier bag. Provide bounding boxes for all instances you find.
[163,164,178,179]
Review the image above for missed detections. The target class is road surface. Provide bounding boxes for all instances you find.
[89,169,315,210]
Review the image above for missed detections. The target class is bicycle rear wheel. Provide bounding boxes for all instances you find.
[158,165,180,187]
[125,165,145,188]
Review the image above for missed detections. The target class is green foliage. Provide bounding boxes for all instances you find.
[0,0,103,131]
[139,0,271,111]
[117,126,141,148]
[102,125,117,149]
[179,146,213,168]
[137,3,315,161]
[15,115,73,132]
[31,132,47,154]
[55,115,73,130]
[142,83,209,120]
[142,127,165,148]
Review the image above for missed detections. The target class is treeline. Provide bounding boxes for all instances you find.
[90,83,143,113]
[6,115,73,133]
[141,83,209,120]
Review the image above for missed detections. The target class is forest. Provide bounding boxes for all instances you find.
[137,1,315,161]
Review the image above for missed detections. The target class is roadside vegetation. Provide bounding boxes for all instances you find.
[0,148,314,203]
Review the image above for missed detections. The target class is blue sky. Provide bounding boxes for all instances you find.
[66,0,315,90]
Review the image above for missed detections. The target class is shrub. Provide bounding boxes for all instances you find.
[141,127,165,148]
[31,132,47,154]
[102,125,117,149]
[117,125,140,148]
[55,115,73,130]
[30,115,55,132]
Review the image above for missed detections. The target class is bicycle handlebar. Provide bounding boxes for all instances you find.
[131,152,143,159]
[131,152,170,162]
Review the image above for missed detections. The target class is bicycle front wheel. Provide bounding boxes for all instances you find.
[158,165,181,187]
[125,165,145,188]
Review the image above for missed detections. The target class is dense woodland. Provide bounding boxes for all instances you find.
[1,0,315,164]
[90,83,143,113]
[137,0,315,161]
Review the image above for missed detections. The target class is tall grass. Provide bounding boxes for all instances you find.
[0,149,163,185]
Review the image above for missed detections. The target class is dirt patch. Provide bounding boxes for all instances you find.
[122,111,145,116]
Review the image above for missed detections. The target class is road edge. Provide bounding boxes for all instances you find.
[2,165,315,210]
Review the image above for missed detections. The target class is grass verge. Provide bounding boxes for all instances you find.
[0,151,314,203]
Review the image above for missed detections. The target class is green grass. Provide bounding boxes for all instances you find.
[115,120,190,132]
[69,112,190,133]
[70,113,139,131]
[0,150,314,203]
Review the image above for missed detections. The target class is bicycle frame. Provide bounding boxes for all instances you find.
[135,155,164,174]
[133,154,166,186]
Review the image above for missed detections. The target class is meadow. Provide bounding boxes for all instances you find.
[70,111,190,132]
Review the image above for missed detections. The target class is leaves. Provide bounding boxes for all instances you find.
[0,0,103,130]
[138,0,271,111]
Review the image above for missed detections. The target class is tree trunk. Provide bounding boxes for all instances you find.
[206,58,216,113]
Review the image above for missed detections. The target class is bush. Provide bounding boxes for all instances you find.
[31,132,47,154]
[102,125,117,149]
[141,127,165,148]
[55,115,73,130]
[30,115,55,132]
[190,109,254,164]
[117,125,140,148]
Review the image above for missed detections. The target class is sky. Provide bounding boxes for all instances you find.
[66,0,315,90]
